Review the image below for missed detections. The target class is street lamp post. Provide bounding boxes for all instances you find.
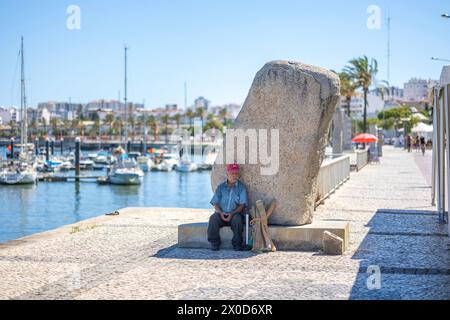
[431,57,450,63]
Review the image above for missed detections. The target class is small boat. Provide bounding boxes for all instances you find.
[156,153,179,171]
[93,162,105,170]
[102,159,144,185]
[94,155,109,165]
[87,153,98,160]
[93,154,116,170]
[176,159,198,172]
[0,163,37,185]
[79,159,94,170]
[59,161,73,171]
[198,152,218,171]
[137,155,153,172]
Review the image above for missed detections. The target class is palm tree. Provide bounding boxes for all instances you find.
[146,116,157,142]
[196,107,206,144]
[161,114,170,144]
[50,118,59,137]
[63,120,72,138]
[185,108,195,136]
[344,56,378,133]
[113,118,123,140]
[30,120,38,138]
[8,120,17,138]
[219,107,228,127]
[91,119,101,138]
[105,113,114,139]
[173,113,182,129]
[338,72,357,117]
[71,118,82,137]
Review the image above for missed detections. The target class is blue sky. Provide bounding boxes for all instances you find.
[0,0,449,109]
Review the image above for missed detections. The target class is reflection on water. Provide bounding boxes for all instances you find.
[0,148,214,243]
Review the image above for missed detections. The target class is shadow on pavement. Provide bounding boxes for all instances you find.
[348,208,450,300]
[152,244,260,260]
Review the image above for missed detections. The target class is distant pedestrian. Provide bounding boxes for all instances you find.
[406,135,412,153]
[420,136,426,156]
[415,135,421,153]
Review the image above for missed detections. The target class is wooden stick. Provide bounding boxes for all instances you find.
[266,200,277,219]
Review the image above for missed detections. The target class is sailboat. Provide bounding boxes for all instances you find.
[102,46,143,185]
[0,37,37,185]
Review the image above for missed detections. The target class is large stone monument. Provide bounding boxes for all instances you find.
[332,107,344,155]
[211,61,340,226]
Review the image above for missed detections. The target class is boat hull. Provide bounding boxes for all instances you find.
[108,173,142,185]
[0,172,37,185]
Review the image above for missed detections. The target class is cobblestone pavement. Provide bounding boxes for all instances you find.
[0,146,449,300]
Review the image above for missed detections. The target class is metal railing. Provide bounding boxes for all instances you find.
[315,155,351,207]
[354,149,369,171]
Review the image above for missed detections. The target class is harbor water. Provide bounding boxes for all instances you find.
[0,147,213,244]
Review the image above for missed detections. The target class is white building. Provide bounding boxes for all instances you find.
[194,96,210,111]
[0,106,19,124]
[404,78,438,102]
[86,100,124,111]
[209,104,242,120]
[0,107,12,124]
[38,101,82,121]
[343,93,384,119]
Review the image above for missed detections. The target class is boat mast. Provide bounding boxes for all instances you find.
[124,45,128,146]
[20,36,28,156]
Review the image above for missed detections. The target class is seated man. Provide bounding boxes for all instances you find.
[208,164,248,251]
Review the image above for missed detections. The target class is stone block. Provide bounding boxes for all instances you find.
[322,231,344,255]
[178,220,349,251]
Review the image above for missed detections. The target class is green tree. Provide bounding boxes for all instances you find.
[377,106,419,134]
[196,107,206,143]
[161,114,170,144]
[173,113,182,129]
[219,107,228,127]
[113,118,123,138]
[204,118,224,132]
[105,113,114,139]
[338,72,357,117]
[185,108,195,136]
[344,56,378,133]
[50,118,59,136]
[146,115,157,142]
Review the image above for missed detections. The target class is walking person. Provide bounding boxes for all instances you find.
[420,135,426,156]
[415,135,421,153]
[406,135,412,153]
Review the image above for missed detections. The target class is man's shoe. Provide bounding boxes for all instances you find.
[211,244,220,251]
[233,246,243,251]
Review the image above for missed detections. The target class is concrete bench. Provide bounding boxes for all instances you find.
[178,221,349,251]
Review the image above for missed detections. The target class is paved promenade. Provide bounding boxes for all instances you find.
[0,146,449,299]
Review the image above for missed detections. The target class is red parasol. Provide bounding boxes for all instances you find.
[352,133,379,143]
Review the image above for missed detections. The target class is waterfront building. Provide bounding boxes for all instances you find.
[403,78,438,102]
[0,107,14,124]
[194,96,210,111]
[342,93,384,119]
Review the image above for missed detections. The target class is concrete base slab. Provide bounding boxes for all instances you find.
[178,220,349,251]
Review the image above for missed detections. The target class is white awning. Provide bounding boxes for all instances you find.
[412,122,433,133]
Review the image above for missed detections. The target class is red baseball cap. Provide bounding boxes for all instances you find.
[226,164,240,173]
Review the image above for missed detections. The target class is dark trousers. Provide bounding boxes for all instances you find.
[207,213,243,247]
